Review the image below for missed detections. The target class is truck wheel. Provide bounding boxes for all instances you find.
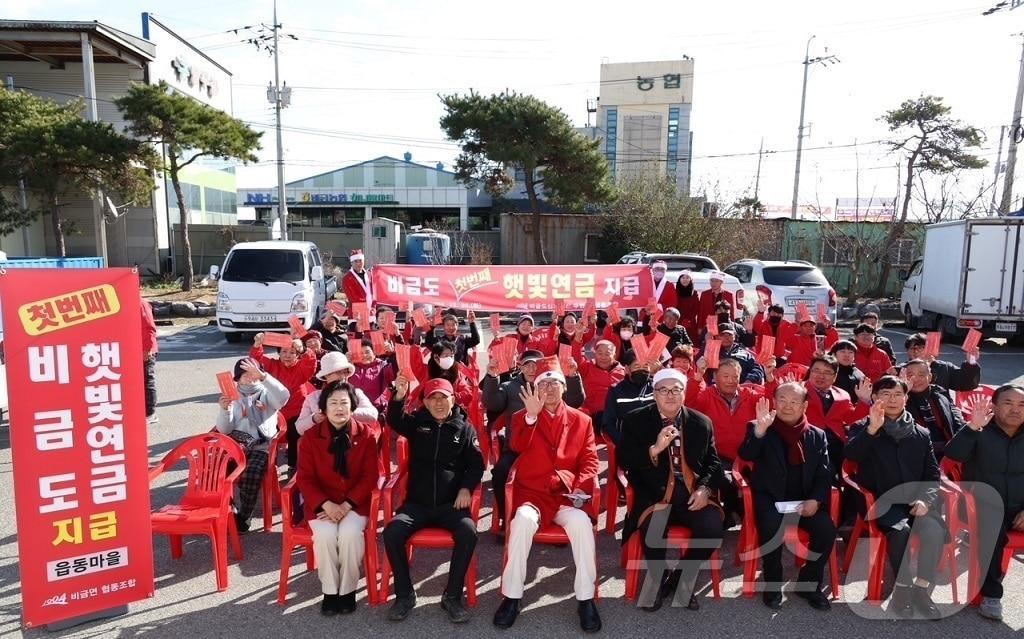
[904,305,917,330]
[940,315,962,340]
[224,332,242,344]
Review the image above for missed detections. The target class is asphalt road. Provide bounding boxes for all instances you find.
[0,323,1021,638]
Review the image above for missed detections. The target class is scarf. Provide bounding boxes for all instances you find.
[327,423,352,478]
[237,382,268,429]
[883,411,917,441]
[772,415,810,465]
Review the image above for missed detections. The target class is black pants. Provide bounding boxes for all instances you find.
[979,506,1020,599]
[719,458,742,525]
[753,495,836,590]
[285,416,300,470]
[591,410,604,437]
[491,450,518,526]
[637,482,724,600]
[878,505,944,585]
[143,356,157,417]
[382,502,478,599]
[824,430,843,486]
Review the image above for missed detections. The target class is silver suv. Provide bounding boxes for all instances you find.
[724,259,837,322]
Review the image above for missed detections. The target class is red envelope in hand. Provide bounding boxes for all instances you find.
[382,311,398,336]
[352,302,371,332]
[607,305,620,325]
[704,339,722,369]
[646,332,670,363]
[287,315,307,337]
[816,302,828,323]
[348,337,363,356]
[582,298,596,324]
[433,308,444,326]
[263,332,294,348]
[558,343,574,375]
[326,300,347,317]
[488,344,507,374]
[554,299,566,318]
[502,338,519,371]
[962,328,982,352]
[925,331,942,358]
[412,308,430,330]
[216,371,239,401]
[490,312,501,335]
[369,330,387,356]
[646,296,658,314]
[630,336,649,363]
[706,315,719,336]
[757,335,776,365]
[394,344,416,379]
[795,302,812,324]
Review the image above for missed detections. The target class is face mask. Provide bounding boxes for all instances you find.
[237,381,264,396]
[620,330,634,340]
[630,370,650,385]
[769,315,782,326]
[438,356,455,370]
[717,313,730,324]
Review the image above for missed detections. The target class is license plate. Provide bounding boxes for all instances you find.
[996,322,1017,333]
[785,297,817,307]
[243,315,277,323]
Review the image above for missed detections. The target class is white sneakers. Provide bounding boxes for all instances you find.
[979,597,1003,621]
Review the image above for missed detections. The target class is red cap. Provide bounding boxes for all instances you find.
[422,378,454,398]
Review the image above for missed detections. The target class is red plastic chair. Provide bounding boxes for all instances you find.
[379,438,484,606]
[841,460,960,603]
[500,460,602,599]
[732,457,841,599]
[954,385,997,423]
[941,457,1022,604]
[601,433,630,534]
[149,432,246,592]
[261,413,288,532]
[488,414,508,535]
[276,474,383,605]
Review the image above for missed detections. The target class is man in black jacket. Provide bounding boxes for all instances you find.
[903,359,966,458]
[617,368,725,612]
[424,311,481,366]
[737,383,835,610]
[944,384,1024,622]
[903,333,981,392]
[643,307,692,354]
[383,377,485,624]
[859,312,896,365]
[845,376,944,620]
[602,350,654,446]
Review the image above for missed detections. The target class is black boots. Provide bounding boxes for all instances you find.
[493,597,520,628]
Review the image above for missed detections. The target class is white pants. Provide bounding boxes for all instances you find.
[501,504,596,600]
[309,512,368,596]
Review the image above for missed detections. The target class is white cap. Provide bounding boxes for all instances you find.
[317,352,356,379]
[652,260,668,270]
[710,270,727,281]
[679,269,693,278]
[653,368,687,388]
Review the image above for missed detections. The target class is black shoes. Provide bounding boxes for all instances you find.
[687,593,700,611]
[387,596,416,622]
[578,599,602,633]
[912,585,940,620]
[336,592,356,615]
[233,513,250,534]
[762,590,783,610]
[321,594,340,616]
[493,597,520,628]
[889,585,913,618]
[641,574,679,612]
[441,594,471,624]
[795,588,831,611]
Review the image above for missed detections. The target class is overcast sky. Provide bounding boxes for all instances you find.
[11,0,1024,212]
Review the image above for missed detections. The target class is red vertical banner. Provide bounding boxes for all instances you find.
[0,269,154,628]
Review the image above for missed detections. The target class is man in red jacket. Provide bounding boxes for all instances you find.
[800,355,872,481]
[690,359,767,463]
[141,298,159,424]
[752,303,794,363]
[571,338,625,435]
[698,271,734,330]
[250,332,319,472]
[852,323,896,382]
[650,260,678,313]
[341,248,373,309]
[494,358,601,633]
[784,319,838,367]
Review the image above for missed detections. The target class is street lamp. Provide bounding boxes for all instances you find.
[791,36,840,219]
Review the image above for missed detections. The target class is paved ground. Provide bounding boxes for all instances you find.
[0,323,1022,638]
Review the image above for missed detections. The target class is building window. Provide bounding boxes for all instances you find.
[406,167,427,187]
[605,108,617,179]
[583,233,601,263]
[888,238,918,267]
[667,106,680,176]
[343,166,365,188]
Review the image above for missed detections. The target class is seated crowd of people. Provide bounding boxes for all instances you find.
[210,276,1020,631]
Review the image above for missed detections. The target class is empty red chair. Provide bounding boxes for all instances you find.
[500,460,602,598]
[149,432,246,592]
[732,457,841,599]
[276,474,382,605]
[841,460,960,603]
[379,438,484,605]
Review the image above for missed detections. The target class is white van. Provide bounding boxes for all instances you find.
[213,240,337,343]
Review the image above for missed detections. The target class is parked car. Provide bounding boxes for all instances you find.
[213,240,338,343]
[617,251,746,318]
[724,259,838,322]
[900,217,1023,340]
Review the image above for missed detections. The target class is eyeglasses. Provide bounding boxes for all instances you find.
[536,380,561,389]
[654,387,685,397]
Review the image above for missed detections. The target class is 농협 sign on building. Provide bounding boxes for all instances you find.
[834,197,896,222]
[244,192,399,205]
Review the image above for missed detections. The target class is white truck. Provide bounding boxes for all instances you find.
[900,217,1024,342]
[213,240,338,343]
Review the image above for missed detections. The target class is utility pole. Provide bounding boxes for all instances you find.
[790,36,839,219]
[992,124,1006,216]
[1000,36,1024,215]
[754,137,764,201]
[272,0,288,240]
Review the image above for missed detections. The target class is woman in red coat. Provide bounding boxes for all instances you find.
[697,271,735,330]
[296,381,381,616]
[674,271,701,337]
[495,358,601,632]
[250,333,319,472]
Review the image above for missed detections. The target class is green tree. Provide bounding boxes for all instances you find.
[0,88,156,256]
[439,91,615,264]
[116,81,261,290]
[875,95,985,294]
